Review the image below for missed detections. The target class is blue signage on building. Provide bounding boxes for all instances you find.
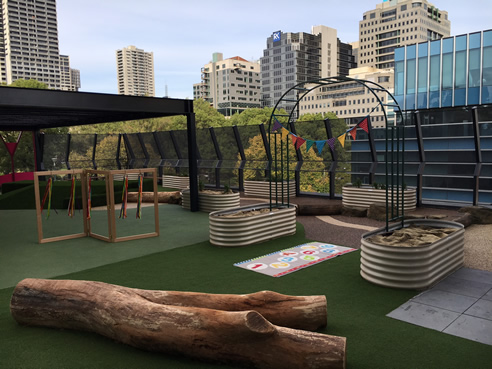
[273,31,281,43]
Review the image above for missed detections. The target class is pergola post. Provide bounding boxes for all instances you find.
[186,101,199,212]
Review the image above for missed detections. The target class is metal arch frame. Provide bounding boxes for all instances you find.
[267,76,405,229]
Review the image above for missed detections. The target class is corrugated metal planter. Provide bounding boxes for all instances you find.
[342,185,416,211]
[181,189,240,213]
[162,175,189,190]
[244,180,296,198]
[209,203,297,247]
[360,219,465,289]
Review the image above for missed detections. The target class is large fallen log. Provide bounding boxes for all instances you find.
[11,279,345,369]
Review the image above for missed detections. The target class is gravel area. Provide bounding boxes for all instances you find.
[240,195,492,272]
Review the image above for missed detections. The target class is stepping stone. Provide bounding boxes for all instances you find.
[387,301,460,331]
[444,315,492,345]
[412,289,477,314]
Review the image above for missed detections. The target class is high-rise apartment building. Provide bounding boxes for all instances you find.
[260,25,356,113]
[0,0,76,89]
[195,52,261,116]
[60,55,80,91]
[116,45,155,97]
[358,0,450,69]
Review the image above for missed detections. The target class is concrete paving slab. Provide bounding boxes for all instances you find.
[443,315,492,346]
[432,276,492,298]
[451,267,492,284]
[465,299,492,321]
[412,289,477,314]
[387,301,460,331]
[483,289,492,302]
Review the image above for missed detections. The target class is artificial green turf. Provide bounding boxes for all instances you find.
[1,224,491,368]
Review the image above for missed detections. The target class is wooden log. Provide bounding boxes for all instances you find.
[11,279,345,369]
[128,191,180,203]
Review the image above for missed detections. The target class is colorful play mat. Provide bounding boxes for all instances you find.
[234,242,356,277]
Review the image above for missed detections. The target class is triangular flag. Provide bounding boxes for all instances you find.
[295,137,306,150]
[5,142,18,156]
[272,118,282,132]
[358,118,369,133]
[281,127,289,139]
[338,133,346,148]
[315,140,326,154]
[326,138,336,152]
[305,140,314,153]
[291,134,298,147]
[349,128,357,140]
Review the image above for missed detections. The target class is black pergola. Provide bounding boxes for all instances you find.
[0,86,199,211]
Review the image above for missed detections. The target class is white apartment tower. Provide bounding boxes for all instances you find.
[0,0,74,89]
[116,45,155,97]
[358,0,450,69]
[60,54,80,91]
[195,52,261,116]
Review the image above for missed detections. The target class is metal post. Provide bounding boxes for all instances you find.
[233,125,246,192]
[209,127,222,189]
[137,132,150,168]
[186,101,199,212]
[414,111,426,207]
[471,107,482,205]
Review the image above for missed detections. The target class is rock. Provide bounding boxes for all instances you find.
[367,203,387,221]
[453,212,473,228]
[458,206,492,224]
[404,213,426,220]
[341,206,367,217]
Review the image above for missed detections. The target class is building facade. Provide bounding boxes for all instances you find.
[59,55,80,91]
[0,0,76,89]
[358,0,450,69]
[194,52,261,116]
[394,30,492,110]
[260,26,356,113]
[116,45,155,97]
[299,67,394,128]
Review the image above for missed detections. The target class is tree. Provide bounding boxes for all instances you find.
[8,79,48,89]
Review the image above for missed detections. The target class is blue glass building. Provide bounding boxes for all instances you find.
[395,30,492,110]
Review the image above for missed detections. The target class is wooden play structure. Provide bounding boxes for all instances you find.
[34,168,159,244]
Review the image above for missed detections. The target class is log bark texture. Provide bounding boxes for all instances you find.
[128,191,180,203]
[11,279,345,369]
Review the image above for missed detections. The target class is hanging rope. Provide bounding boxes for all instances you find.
[119,175,129,219]
[40,177,53,219]
[67,176,76,218]
[87,176,92,220]
[136,174,143,219]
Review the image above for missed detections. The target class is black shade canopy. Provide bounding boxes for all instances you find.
[0,87,193,131]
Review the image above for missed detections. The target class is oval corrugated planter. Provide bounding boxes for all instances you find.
[360,219,464,289]
[181,189,240,213]
[244,180,296,199]
[209,203,297,247]
[342,185,416,211]
[162,175,189,190]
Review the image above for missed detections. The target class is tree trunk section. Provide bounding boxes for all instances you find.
[11,279,344,369]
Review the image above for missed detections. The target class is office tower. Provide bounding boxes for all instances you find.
[395,30,492,110]
[116,45,155,97]
[260,26,356,113]
[299,66,394,128]
[0,0,71,89]
[195,52,261,116]
[358,0,450,69]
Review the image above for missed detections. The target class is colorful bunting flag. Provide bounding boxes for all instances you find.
[272,118,282,132]
[295,137,306,150]
[305,140,314,153]
[281,127,289,139]
[358,118,369,133]
[291,134,298,147]
[349,128,357,140]
[326,137,336,152]
[338,133,346,148]
[315,140,326,154]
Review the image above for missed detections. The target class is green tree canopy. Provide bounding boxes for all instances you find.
[8,79,48,89]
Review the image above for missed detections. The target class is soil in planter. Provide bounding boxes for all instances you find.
[200,189,233,195]
[217,208,280,218]
[367,224,458,247]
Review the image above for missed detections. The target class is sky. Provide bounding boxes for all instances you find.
[56,0,491,99]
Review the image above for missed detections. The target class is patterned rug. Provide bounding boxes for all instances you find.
[234,242,357,277]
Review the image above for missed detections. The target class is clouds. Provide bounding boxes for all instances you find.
[56,0,491,99]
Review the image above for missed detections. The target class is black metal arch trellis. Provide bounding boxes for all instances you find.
[267,76,405,230]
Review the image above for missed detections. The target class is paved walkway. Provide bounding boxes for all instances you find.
[388,267,492,346]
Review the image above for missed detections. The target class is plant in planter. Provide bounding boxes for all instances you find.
[181,179,240,213]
